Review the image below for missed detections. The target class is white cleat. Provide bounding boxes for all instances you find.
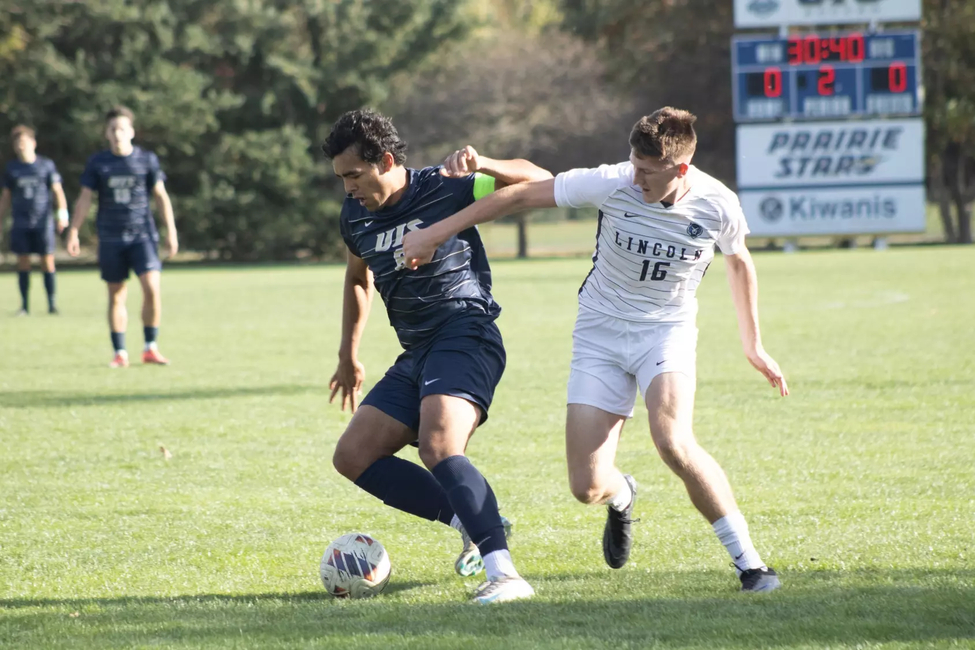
[473,575,535,604]
[455,516,512,577]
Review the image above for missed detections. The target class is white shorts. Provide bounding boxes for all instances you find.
[567,307,697,418]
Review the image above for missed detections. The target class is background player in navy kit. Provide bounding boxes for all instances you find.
[0,125,69,315]
[66,106,178,368]
[323,109,551,604]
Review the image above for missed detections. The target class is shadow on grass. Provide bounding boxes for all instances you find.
[0,384,321,409]
[1,570,973,649]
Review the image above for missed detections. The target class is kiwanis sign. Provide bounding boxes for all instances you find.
[736,118,925,236]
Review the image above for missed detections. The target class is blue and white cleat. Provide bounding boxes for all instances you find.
[739,567,781,592]
[455,516,512,577]
[473,575,535,604]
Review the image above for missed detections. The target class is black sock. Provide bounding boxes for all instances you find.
[110,331,126,353]
[354,456,454,525]
[17,271,29,311]
[43,272,56,309]
[431,455,508,556]
[144,326,158,346]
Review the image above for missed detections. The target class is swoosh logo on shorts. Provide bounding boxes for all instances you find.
[424,378,440,386]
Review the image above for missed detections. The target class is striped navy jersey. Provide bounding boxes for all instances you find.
[80,147,165,243]
[555,162,749,324]
[3,157,61,229]
[340,166,499,350]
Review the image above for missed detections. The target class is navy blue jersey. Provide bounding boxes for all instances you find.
[340,167,500,350]
[80,147,165,243]
[3,157,61,229]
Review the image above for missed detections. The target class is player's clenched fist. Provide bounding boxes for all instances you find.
[440,145,480,178]
[66,227,81,257]
[402,229,439,270]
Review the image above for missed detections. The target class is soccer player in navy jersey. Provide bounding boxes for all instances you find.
[323,109,551,604]
[0,125,70,315]
[66,106,178,368]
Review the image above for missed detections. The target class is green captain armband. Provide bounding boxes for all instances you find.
[472,173,496,201]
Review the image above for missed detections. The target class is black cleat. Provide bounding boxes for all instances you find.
[739,566,781,592]
[48,306,59,315]
[602,474,638,569]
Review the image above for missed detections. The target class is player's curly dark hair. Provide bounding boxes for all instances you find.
[629,107,697,162]
[321,109,408,165]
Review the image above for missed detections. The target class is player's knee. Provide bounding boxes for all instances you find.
[108,287,127,305]
[332,440,364,482]
[416,441,451,471]
[656,436,694,475]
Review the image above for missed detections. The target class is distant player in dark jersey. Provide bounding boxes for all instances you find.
[67,106,178,368]
[0,125,69,315]
[323,110,551,604]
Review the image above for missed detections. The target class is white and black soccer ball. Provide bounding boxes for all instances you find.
[319,533,391,599]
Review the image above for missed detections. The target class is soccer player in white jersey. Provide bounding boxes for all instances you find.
[402,107,787,592]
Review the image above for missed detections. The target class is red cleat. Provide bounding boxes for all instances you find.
[109,352,130,368]
[142,348,170,365]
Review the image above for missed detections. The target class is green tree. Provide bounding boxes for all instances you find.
[924,0,975,244]
[0,0,475,260]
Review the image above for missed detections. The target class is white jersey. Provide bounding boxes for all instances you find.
[554,162,749,324]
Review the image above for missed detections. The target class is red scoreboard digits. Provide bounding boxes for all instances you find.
[733,30,920,121]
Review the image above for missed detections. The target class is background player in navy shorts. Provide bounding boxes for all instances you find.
[67,106,178,368]
[323,109,551,604]
[0,125,69,315]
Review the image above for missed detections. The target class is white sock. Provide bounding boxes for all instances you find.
[116,349,129,357]
[449,514,463,533]
[712,511,766,575]
[483,549,518,581]
[607,475,632,511]
[144,341,158,352]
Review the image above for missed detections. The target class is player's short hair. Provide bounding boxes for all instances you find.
[321,109,408,165]
[629,107,697,162]
[105,105,135,125]
[11,125,35,141]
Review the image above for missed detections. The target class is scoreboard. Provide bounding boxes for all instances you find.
[732,30,920,122]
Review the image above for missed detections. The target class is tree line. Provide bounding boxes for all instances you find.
[1,0,970,261]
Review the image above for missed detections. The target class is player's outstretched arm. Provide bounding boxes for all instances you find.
[152,181,178,258]
[329,250,374,413]
[440,145,552,187]
[403,178,557,269]
[725,245,789,397]
[66,187,94,257]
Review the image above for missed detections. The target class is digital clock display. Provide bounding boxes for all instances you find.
[732,30,920,122]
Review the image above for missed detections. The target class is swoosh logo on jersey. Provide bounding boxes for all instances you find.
[623,212,642,218]
[364,221,374,227]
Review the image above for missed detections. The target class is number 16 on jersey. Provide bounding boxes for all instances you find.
[640,260,670,282]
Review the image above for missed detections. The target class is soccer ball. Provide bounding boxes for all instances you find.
[319,533,391,599]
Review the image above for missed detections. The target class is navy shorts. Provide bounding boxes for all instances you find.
[99,239,162,283]
[9,226,55,255]
[361,319,506,436]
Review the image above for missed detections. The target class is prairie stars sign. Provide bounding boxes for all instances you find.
[736,119,923,188]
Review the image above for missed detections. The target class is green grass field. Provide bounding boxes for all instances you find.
[1,247,973,649]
